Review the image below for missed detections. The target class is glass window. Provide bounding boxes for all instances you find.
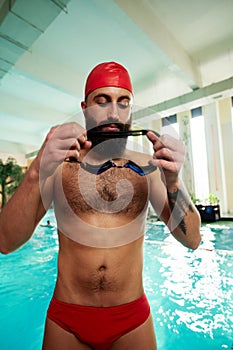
[161,115,179,138]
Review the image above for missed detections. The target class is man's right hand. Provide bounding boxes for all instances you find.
[35,122,92,179]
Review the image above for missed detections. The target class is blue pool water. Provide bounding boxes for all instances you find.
[144,221,233,350]
[0,211,232,350]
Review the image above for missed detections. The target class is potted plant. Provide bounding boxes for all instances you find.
[195,193,220,222]
[0,157,24,209]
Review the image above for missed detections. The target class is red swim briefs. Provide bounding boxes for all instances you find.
[47,293,150,350]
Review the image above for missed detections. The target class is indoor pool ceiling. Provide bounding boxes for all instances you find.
[0,0,233,155]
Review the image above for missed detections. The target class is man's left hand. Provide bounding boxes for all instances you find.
[147,131,185,190]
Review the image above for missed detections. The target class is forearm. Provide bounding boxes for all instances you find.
[165,182,201,250]
[0,159,47,254]
[147,130,201,249]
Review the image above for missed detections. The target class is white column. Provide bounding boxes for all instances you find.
[218,98,233,214]
[203,102,227,214]
[177,111,195,195]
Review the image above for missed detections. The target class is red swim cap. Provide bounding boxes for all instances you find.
[84,62,133,98]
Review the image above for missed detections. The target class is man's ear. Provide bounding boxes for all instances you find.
[81,101,86,112]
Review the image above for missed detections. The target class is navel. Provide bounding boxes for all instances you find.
[98,265,107,271]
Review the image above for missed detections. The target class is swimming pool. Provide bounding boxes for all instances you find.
[0,211,232,350]
[144,221,233,350]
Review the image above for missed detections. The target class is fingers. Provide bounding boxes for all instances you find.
[146,130,159,145]
[51,123,85,142]
[147,131,181,151]
[50,123,91,152]
[147,131,185,173]
[39,123,92,179]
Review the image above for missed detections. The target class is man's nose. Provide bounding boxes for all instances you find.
[107,102,119,120]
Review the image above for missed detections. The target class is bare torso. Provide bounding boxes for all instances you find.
[52,153,151,307]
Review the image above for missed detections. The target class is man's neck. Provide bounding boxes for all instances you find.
[81,148,127,164]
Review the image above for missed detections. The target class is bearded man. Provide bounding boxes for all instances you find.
[0,62,201,350]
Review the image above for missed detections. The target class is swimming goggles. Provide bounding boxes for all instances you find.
[64,129,159,175]
[65,158,157,176]
[86,129,160,139]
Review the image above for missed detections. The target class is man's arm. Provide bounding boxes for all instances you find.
[0,160,49,254]
[147,131,201,250]
[0,122,91,254]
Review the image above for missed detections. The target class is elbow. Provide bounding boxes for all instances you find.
[0,241,13,255]
[0,243,12,255]
[0,248,11,255]
[0,235,15,255]
[0,235,7,254]
[186,235,202,250]
[186,213,202,250]
[0,244,18,255]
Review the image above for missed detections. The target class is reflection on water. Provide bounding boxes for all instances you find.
[144,221,233,350]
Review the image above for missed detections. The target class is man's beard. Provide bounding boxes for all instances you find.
[85,116,131,158]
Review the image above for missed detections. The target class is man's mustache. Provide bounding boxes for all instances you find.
[87,121,131,138]
[86,122,130,152]
[90,119,130,130]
